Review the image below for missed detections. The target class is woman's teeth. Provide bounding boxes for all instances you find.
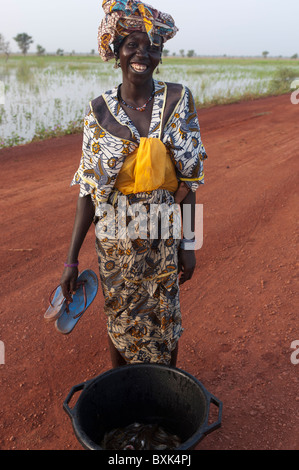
[131,63,148,72]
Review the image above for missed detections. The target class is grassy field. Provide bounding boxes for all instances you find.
[0,54,298,148]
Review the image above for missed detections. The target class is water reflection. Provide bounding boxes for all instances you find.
[0,60,290,147]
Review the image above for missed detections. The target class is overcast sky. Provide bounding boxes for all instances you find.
[1,0,298,57]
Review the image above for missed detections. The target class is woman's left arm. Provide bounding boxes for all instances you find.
[177,188,196,285]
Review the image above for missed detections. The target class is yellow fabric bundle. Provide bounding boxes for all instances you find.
[115,137,178,195]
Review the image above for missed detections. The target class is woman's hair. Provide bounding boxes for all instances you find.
[113,41,122,60]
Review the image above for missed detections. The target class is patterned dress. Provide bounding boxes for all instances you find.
[71,80,207,364]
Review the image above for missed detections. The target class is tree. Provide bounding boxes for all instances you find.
[179,49,185,57]
[162,49,169,57]
[187,50,195,58]
[291,53,298,59]
[0,34,10,61]
[56,48,64,56]
[262,50,269,59]
[13,33,33,55]
[36,44,45,56]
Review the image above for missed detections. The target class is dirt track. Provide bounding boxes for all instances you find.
[0,94,298,450]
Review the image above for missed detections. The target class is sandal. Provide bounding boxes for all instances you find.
[44,284,68,322]
[55,270,98,335]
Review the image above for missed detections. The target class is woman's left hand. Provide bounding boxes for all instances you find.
[178,248,196,285]
[174,181,190,204]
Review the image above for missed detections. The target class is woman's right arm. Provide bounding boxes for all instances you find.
[60,194,95,302]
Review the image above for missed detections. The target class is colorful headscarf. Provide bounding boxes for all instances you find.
[98,0,178,61]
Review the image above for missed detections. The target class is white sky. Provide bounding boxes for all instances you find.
[1,0,298,57]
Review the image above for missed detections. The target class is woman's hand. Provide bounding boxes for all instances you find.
[178,248,196,285]
[60,194,95,302]
[176,184,196,284]
[60,266,79,303]
[174,181,190,204]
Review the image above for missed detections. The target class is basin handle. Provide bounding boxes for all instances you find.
[203,393,223,436]
[63,382,86,419]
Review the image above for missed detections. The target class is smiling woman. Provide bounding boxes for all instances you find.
[59,0,208,368]
[117,31,162,80]
[115,31,163,136]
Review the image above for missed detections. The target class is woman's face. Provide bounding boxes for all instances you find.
[118,32,162,85]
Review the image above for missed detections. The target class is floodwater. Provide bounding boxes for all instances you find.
[0,60,291,147]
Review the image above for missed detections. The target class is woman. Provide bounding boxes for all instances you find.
[60,0,207,368]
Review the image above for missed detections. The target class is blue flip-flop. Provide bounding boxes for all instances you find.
[44,284,67,322]
[55,270,98,335]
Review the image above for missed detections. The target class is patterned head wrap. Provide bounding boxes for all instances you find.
[98,0,178,61]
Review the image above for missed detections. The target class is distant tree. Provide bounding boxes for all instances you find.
[36,44,46,56]
[162,49,169,57]
[91,49,95,55]
[13,33,33,55]
[56,48,64,56]
[262,50,269,59]
[0,34,10,61]
[179,49,185,57]
[187,50,195,58]
[291,53,298,59]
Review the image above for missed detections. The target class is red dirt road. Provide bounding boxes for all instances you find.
[0,94,298,450]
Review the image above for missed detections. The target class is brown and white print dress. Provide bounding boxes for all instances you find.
[71,80,207,364]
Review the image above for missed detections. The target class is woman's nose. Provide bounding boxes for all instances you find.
[135,45,148,58]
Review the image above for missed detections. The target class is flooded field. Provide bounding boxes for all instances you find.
[0,55,298,148]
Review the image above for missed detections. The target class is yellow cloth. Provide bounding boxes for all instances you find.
[115,137,178,195]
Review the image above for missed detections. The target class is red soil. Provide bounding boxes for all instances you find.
[0,94,298,450]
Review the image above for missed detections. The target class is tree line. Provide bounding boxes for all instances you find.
[1,33,298,60]
[0,33,59,58]
[0,33,198,58]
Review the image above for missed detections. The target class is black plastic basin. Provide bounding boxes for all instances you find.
[63,363,222,450]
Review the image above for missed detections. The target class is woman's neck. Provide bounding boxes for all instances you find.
[120,79,154,106]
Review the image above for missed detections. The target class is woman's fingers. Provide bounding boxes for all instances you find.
[60,267,79,302]
[61,282,73,303]
[179,267,193,285]
[174,182,190,204]
[178,249,196,285]
[179,265,195,284]
[178,256,182,274]
[69,276,78,295]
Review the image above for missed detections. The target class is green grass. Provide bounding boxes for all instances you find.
[2,53,299,68]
